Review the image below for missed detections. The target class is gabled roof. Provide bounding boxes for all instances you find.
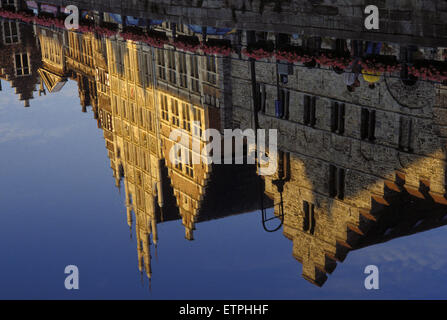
[38,68,67,92]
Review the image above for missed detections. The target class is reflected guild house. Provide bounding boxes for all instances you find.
[231,31,447,285]
[7,0,447,287]
[31,11,261,281]
[0,0,41,106]
[99,23,261,280]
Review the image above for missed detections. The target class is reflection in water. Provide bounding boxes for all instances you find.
[1,0,447,289]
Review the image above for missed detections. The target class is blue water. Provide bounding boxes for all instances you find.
[0,81,446,299]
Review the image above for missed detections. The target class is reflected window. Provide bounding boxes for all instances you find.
[140,52,151,87]
[256,83,266,113]
[331,102,345,135]
[167,50,176,84]
[399,116,413,152]
[175,149,183,171]
[206,55,217,85]
[117,43,126,75]
[192,107,203,138]
[157,49,166,80]
[179,53,188,88]
[161,94,169,121]
[205,94,218,107]
[183,194,191,210]
[122,99,128,119]
[3,21,19,44]
[106,113,113,131]
[185,150,194,178]
[181,103,191,132]
[276,88,289,119]
[303,201,316,235]
[97,69,109,95]
[171,98,180,127]
[190,55,200,92]
[303,95,316,127]
[14,53,30,76]
[360,108,376,141]
[329,165,345,200]
[138,107,144,126]
[130,103,136,123]
[142,151,148,171]
[146,110,154,133]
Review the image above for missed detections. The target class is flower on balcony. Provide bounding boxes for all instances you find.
[201,39,232,56]
[77,19,97,34]
[408,62,447,82]
[34,14,65,29]
[143,30,169,48]
[95,25,119,37]
[360,55,401,74]
[315,53,350,70]
[78,21,118,37]
[174,35,201,53]
[120,26,146,41]
[119,27,169,48]
[0,7,20,20]
[0,8,37,24]
[242,40,275,60]
[275,45,313,64]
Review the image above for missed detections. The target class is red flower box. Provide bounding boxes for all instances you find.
[275,45,313,64]
[174,35,201,53]
[201,39,232,56]
[242,40,274,60]
[408,60,447,82]
[361,55,401,74]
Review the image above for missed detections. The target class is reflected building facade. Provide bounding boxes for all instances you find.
[29,17,261,280]
[0,0,41,106]
[231,32,447,285]
[4,3,447,287]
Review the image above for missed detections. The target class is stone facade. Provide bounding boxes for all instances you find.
[230,30,447,285]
